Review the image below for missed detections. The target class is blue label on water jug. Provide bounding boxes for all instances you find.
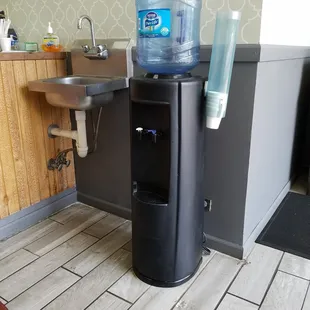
[138,9,171,38]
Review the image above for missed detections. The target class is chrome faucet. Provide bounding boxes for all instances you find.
[77,15,108,60]
[77,15,96,48]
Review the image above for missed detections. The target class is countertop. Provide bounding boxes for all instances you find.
[0,51,67,61]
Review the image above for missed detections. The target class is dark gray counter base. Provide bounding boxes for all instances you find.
[77,192,131,221]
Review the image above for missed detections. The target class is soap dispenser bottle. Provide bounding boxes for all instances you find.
[42,22,60,52]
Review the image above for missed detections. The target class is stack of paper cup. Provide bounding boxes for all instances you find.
[0,18,12,51]
[0,38,11,52]
[205,11,241,130]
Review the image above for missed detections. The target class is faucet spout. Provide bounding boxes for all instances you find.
[77,15,96,48]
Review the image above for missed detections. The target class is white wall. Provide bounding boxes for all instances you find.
[260,0,310,46]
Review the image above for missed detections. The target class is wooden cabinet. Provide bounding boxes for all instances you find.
[0,53,75,218]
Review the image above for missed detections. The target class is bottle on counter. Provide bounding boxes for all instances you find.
[10,34,19,50]
[42,22,61,52]
[1,10,19,50]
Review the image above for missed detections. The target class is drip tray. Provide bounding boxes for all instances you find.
[133,191,168,207]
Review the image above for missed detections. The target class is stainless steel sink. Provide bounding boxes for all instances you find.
[28,38,133,110]
[28,75,128,110]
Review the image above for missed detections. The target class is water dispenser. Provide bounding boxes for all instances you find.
[130,2,241,287]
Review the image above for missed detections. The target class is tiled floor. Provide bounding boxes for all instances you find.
[0,203,310,310]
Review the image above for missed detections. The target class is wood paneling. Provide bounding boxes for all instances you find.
[25,61,50,200]
[0,59,75,219]
[13,61,41,204]
[36,60,56,196]
[56,59,75,189]
[1,61,30,210]
[0,65,15,217]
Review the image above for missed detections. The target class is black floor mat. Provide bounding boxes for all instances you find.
[256,192,310,260]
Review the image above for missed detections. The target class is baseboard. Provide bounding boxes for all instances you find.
[205,234,244,259]
[242,179,292,258]
[206,179,292,259]
[0,188,77,241]
[0,178,290,256]
[77,192,131,220]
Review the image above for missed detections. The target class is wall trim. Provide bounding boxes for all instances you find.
[242,178,292,258]
[132,44,261,63]
[132,44,310,64]
[1,183,290,260]
[0,188,77,241]
[260,45,310,62]
[205,178,292,259]
[78,191,245,258]
[1,183,288,258]
[201,45,310,62]
[200,44,261,63]
[205,234,244,259]
[77,192,131,221]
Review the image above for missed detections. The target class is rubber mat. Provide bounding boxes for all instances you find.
[256,192,310,259]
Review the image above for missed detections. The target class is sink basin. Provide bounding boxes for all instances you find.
[28,75,128,110]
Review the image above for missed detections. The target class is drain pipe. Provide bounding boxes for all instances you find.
[48,111,88,158]
[75,111,88,158]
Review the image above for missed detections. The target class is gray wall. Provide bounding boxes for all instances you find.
[74,89,132,219]
[194,63,257,249]
[244,57,310,243]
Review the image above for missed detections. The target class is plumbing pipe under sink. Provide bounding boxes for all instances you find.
[49,111,88,158]
[28,37,133,160]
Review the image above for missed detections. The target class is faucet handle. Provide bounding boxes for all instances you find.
[82,44,90,53]
[96,44,103,52]
[96,44,106,53]
[96,44,108,59]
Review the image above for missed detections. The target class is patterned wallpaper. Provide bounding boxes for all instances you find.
[3,0,262,49]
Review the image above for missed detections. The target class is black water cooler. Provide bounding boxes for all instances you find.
[130,74,206,287]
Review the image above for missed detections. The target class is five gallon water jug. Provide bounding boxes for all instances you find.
[136,0,202,74]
